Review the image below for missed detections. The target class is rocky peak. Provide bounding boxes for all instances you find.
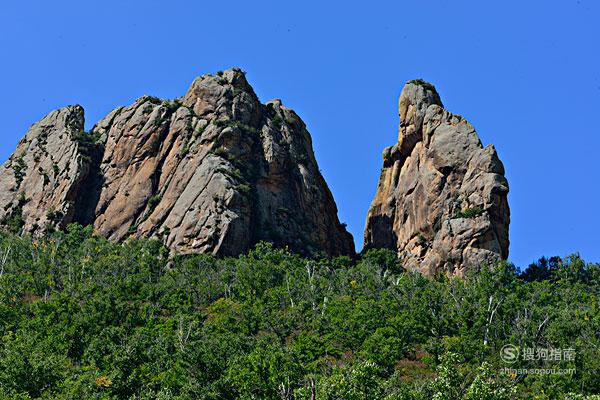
[365,79,510,276]
[0,68,355,257]
[397,80,443,156]
[0,105,96,234]
[399,80,443,121]
[182,68,259,124]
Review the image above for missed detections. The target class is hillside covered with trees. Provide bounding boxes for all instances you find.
[0,225,598,399]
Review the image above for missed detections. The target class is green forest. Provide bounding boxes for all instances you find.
[0,224,598,399]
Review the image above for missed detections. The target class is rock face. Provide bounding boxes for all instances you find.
[364,80,510,275]
[0,68,354,256]
[0,106,97,234]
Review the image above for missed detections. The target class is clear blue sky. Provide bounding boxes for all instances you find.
[1,1,599,267]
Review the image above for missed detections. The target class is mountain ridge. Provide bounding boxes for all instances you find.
[0,67,355,256]
[0,69,510,272]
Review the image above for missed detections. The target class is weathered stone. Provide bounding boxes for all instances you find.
[364,80,510,275]
[0,105,96,234]
[0,68,354,257]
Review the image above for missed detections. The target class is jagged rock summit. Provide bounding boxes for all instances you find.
[364,80,510,275]
[0,68,355,256]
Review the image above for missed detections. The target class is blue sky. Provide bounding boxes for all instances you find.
[1,1,598,267]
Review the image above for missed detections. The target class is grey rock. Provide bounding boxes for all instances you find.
[0,105,95,234]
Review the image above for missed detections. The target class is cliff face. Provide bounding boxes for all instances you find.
[0,68,354,256]
[0,106,96,234]
[364,80,510,275]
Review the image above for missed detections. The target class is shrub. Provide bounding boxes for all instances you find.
[272,115,283,127]
[147,194,162,212]
[455,206,484,219]
[407,79,437,93]
[162,99,181,112]
[178,145,190,159]
[0,195,26,234]
[235,183,252,194]
[11,156,27,187]
[213,119,228,128]
[46,208,64,224]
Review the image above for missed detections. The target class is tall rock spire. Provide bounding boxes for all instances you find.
[364,80,510,275]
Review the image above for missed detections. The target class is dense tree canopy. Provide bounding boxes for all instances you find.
[0,225,598,399]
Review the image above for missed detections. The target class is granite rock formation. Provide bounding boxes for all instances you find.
[364,80,510,275]
[0,68,354,256]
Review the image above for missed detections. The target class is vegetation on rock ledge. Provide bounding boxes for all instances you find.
[406,79,437,93]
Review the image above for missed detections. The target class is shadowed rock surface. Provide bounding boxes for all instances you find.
[364,80,510,275]
[0,68,354,256]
